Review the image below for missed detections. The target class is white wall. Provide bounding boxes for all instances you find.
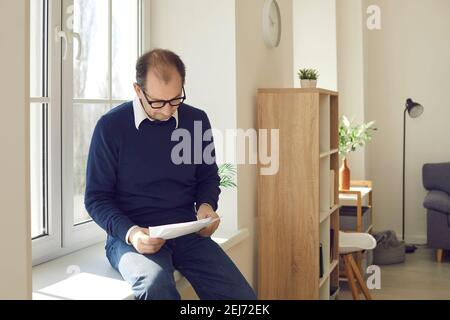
[0,0,32,299]
[362,0,450,243]
[336,0,367,180]
[236,0,293,290]
[149,0,238,232]
[293,0,337,91]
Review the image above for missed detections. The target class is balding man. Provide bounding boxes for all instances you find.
[85,49,256,300]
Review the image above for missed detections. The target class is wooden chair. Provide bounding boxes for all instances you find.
[339,180,374,272]
[339,231,376,300]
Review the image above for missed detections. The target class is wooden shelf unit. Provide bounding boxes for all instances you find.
[257,88,340,300]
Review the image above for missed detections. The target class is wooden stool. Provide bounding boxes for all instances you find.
[339,231,376,300]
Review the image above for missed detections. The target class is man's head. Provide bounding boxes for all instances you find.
[133,49,186,121]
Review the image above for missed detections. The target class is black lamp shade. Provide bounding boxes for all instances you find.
[405,98,424,118]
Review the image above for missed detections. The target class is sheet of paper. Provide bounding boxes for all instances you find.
[148,217,220,240]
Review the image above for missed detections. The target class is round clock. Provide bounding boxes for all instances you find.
[262,0,282,48]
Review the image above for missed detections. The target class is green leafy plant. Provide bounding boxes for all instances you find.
[297,68,319,80]
[218,164,237,188]
[339,116,377,158]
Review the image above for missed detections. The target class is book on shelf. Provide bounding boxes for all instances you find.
[330,229,335,261]
[319,243,324,278]
[330,169,335,209]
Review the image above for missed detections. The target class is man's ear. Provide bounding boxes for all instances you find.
[133,83,142,97]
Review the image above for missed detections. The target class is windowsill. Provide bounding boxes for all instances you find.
[32,228,249,300]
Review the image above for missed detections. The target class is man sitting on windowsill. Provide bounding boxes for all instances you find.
[84,49,256,300]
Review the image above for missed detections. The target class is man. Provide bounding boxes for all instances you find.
[84,49,256,300]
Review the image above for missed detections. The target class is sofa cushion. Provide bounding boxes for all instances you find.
[423,162,450,194]
[423,190,450,214]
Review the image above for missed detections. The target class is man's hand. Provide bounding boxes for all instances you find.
[128,227,166,255]
[196,204,220,237]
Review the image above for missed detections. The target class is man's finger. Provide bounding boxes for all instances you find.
[198,229,209,237]
[139,236,153,245]
[140,235,165,245]
[198,224,214,237]
[148,237,165,245]
[141,236,165,244]
[207,221,219,232]
[138,242,157,249]
[140,247,160,254]
[139,243,164,252]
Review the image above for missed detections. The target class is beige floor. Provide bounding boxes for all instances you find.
[339,246,450,300]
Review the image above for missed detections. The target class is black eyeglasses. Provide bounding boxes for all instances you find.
[141,86,186,109]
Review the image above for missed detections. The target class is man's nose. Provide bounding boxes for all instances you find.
[161,105,175,117]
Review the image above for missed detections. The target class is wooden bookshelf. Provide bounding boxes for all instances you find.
[257,88,340,300]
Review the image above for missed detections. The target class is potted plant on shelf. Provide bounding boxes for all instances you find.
[339,116,377,190]
[297,68,319,88]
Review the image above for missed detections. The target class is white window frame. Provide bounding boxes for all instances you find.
[32,0,151,266]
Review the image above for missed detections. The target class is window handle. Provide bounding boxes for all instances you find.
[72,32,82,61]
[55,26,68,61]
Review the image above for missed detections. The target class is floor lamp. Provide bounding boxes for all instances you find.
[403,98,424,254]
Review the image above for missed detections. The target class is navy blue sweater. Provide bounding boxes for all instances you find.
[84,101,221,241]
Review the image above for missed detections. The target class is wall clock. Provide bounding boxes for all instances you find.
[262,0,282,48]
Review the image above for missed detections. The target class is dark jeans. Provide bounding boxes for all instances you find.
[105,232,257,300]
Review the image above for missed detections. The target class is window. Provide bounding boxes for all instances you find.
[30,0,49,240]
[31,0,147,264]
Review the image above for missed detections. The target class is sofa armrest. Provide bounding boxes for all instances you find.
[423,190,450,215]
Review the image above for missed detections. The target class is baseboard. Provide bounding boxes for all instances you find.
[398,234,427,246]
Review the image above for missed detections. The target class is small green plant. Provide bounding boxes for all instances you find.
[297,68,319,80]
[218,163,237,188]
[339,116,377,158]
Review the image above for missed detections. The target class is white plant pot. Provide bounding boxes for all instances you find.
[300,79,317,88]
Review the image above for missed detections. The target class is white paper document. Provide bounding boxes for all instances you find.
[148,217,220,240]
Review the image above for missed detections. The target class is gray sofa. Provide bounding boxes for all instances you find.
[422,162,450,262]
